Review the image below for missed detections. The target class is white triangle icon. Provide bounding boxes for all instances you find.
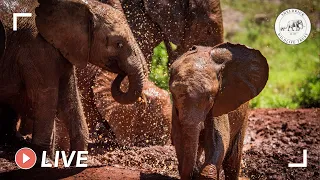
[23,153,30,164]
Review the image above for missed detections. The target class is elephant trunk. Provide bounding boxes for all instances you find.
[180,118,202,179]
[111,48,146,104]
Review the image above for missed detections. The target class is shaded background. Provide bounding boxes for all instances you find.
[149,0,320,109]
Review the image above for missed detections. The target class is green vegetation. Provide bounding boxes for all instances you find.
[222,0,319,108]
[294,72,320,108]
[149,42,169,90]
[149,0,320,108]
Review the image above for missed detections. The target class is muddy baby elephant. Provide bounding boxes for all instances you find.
[76,0,225,143]
[169,43,269,180]
[0,0,146,157]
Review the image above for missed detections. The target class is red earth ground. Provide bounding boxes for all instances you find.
[0,108,319,180]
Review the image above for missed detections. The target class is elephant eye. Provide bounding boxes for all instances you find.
[189,45,197,51]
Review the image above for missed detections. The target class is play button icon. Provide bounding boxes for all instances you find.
[15,147,37,169]
[23,153,30,163]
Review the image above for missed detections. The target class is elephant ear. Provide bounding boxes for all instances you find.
[0,20,5,58]
[211,43,269,116]
[143,0,187,45]
[35,0,94,68]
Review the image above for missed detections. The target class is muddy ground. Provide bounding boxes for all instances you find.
[0,108,319,180]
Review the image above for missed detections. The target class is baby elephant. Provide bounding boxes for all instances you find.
[169,43,269,180]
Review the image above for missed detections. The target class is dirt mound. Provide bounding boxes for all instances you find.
[0,109,319,179]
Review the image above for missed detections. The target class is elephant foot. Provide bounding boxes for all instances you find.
[33,156,54,168]
[14,132,32,147]
[199,164,218,180]
[0,132,32,152]
[29,144,53,167]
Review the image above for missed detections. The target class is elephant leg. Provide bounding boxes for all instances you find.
[54,117,69,151]
[18,116,33,136]
[0,104,19,146]
[28,87,58,159]
[222,125,246,180]
[171,106,184,174]
[121,0,164,63]
[200,114,230,180]
[57,67,89,152]
[196,143,204,168]
[22,67,59,159]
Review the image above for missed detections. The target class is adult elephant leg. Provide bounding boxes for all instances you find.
[57,66,89,152]
[121,0,164,63]
[200,114,230,180]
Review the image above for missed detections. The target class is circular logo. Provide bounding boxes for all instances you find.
[15,147,37,169]
[275,9,311,45]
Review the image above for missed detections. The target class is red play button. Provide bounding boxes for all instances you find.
[15,147,37,169]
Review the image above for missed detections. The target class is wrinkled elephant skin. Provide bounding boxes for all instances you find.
[75,0,224,146]
[170,43,269,180]
[0,0,146,158]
